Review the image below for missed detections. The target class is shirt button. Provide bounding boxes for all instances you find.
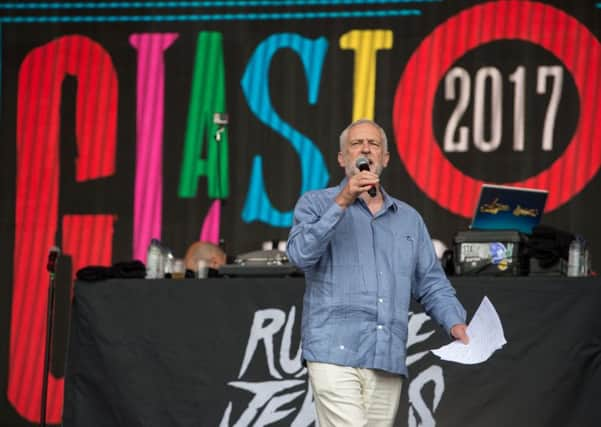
[377,325,383,330]
[379,271,383,275]
[378,298,384,303]
[339,345,345,350]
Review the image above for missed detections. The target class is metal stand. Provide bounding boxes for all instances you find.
[213,112,228,200]
[41,253,58,427]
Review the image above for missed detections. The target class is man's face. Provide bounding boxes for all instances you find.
[338,122,390,177]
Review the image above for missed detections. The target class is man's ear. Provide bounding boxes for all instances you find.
[337,151,345,168]
[383,151,390,168]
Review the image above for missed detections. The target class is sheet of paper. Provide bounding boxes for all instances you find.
[431,296,507,365]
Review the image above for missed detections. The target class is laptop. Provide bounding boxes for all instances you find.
[470,184,548,234]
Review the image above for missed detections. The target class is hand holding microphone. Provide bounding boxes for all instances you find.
[335,157,379,208]
[355,157,377,197]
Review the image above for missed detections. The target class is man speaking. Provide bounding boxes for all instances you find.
[287,119,468,427]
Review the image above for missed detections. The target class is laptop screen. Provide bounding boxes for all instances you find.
[470,184,548,234]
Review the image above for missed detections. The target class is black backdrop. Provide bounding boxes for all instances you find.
[1,1,601,425]
[63,277,601,427]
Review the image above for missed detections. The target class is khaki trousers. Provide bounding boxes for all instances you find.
[307,361,403,427]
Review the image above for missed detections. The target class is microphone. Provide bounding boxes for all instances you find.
[213,112,229,142]
[355,157,377,197]
[46,246,61,274]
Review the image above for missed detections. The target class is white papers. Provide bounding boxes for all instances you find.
[431,296,507,365]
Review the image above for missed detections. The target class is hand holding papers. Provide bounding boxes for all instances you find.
[432,296,507,364]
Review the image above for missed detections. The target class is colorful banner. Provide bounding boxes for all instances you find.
[1,1,601,425]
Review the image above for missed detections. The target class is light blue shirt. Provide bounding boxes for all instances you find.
[287,179,466,376]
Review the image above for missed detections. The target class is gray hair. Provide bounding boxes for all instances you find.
[339,119,388,152]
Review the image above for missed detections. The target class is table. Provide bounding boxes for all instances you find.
[63,277,601,427]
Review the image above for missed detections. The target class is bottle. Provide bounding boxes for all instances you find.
[163,248,174,278]
[146,238,163,279]
[581,245,590,277]
[567,239,582,277]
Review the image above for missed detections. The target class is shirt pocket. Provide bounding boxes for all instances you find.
[393,232,416,275]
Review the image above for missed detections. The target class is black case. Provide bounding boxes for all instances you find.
[453,230,527,276]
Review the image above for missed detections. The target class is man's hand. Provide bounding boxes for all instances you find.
[335,171,379,208]
[450,323,469,344]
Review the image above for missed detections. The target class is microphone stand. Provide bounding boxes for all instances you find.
[41,255,57,427]
[212,113,228,250]
[215,125,225,143]
[214,126,224,205]
[213,112,228,201]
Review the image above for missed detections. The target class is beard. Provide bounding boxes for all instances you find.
[344,159,384,177]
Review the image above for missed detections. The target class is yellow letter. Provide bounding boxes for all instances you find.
[340,30,393,120]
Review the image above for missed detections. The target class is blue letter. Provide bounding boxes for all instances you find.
[241,33,329,227]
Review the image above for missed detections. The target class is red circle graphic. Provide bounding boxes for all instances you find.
[393,0,601,217]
